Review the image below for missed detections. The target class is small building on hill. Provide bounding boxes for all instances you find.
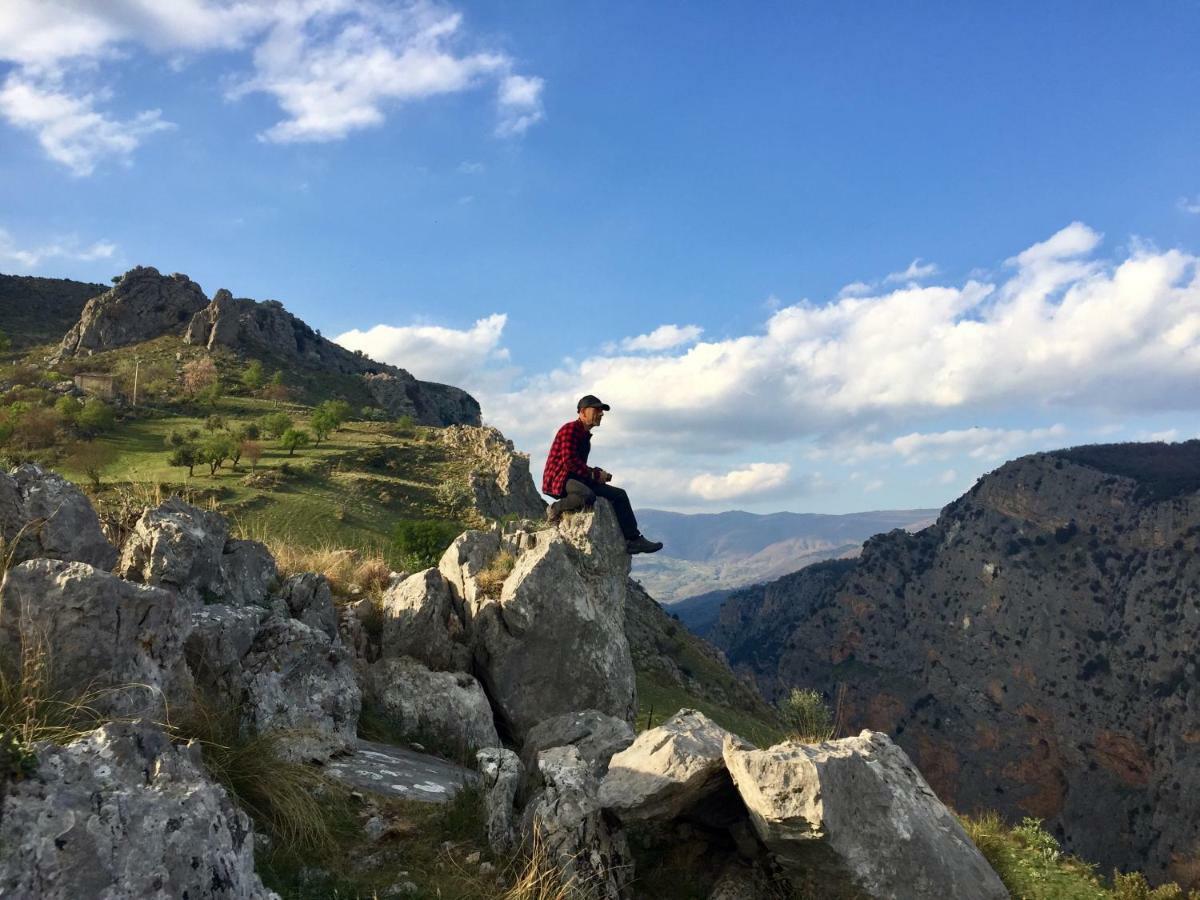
[73,373,116,399]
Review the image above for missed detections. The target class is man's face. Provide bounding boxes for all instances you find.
[579,406,604,428]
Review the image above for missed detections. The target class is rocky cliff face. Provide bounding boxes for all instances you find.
[57,266,208,356]
[709,442,1200,885]
[54,266,481,427]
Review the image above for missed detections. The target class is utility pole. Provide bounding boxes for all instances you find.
[132,357,140,407]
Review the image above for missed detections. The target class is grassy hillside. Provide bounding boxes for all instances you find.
[0,273,104,350]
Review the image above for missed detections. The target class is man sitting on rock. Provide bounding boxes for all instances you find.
[543,395,664,555]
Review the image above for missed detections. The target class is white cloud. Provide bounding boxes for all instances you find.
[862,479,884,493]
[689,462,791,501]
[458,160,484,174]
[838,281,873,298]
[619,324,704,353]
[0,227,117,270]
[495,73,543,137]
[884,258,938,284]
[1177,195,1200,215]
[0,1,544,171]
[938,468,958,485]
[335,313,509,389]
[0,73,173,175]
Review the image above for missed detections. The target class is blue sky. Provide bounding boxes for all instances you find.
[2,2,1200,513]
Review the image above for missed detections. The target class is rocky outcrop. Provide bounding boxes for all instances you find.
[119,498,275,606]
[724,731,1007,900]
[600,710,751,823]
[440,425,546,520]
[708,441,1200,884]
[439,503,638,742]
[0,560,192,719]
[57,266,208,357]
[362,656,497,756]
[522,746,632,900]
[521,710,635,783]
[182,285,481,426]
[379,568,470,672]
[0,464,117,570]
[0,721,276,900]
[477,747,522,853]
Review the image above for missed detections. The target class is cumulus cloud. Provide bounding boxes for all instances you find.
[619,324,704,353]
[335,313,509,389]
[824,424,1070,465]
[1179,196,1200,215]
[884,258,938,284]
[487,223,1200,464]
[0,1,544,171]
[689,462,791,501]
[0,227,117,269]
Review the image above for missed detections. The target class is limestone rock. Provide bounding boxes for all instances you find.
[221,539,278,607]
[241,617,360,762]
[522,710,636,782]
[440,425,546,520]
[278,572,338,640]
[723,730,1007,900]
[185,602,269,705]
[0,560,192,719]
[0,464,116,569]
[0,721,276,900]
[119,498,230,603]
[362,656,497,756]
[379,568,470,671]
[599,709,751,823]
[58,266,209,357]
[438,529,502,612]
[448,502,637,742]
[477,747,522,853]
[521,746,632,900]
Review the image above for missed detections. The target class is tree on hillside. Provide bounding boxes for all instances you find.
[168,445,198,477]
[182,357,219,398]
[66,441,117,489]
[199,433,237,475]
[76,398,116,438]
[263,371,290,407]
[279,428,310,457]
[242,359,264,393]
[310,408,336,446]
[55,395,81,424]
[237,422,261,441]
[316,399,352,431]
[242,439,263,470]
[205,414,225,432]
[260,412,293,439]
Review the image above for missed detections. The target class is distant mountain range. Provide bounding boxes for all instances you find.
[630,507,938,603]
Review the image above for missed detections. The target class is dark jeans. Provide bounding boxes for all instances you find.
[552,477,640,540]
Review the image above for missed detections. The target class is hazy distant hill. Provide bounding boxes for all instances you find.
[0,272,105,349]
[631,507,938,602]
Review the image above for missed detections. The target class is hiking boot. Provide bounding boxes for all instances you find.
[546,503,562,524]
[626,535,664,555]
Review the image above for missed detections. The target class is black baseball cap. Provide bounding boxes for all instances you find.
[577,394,611,411]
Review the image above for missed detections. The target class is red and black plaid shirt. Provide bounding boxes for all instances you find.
[542,420,601,497]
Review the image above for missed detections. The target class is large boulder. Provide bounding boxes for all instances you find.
[362,656,498,756]
[57,266,210,357]
[0,465,116,569]
[0,559,192,719]
[599,709,751,823]
[220,539,278,607]
[522,709,636,782]
[723,731,1007,900]
[521,745,632,900]
[378,568,470,671]
[444,503,637,742]
[119,498,230,603]
[185,603,270,704]
[278,572,338,640]
[240,617,360,762]
[0,721,276,900]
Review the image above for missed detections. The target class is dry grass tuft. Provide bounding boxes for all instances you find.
[501,829,583,900]
[476,549,516,599]
[236,522,393,600]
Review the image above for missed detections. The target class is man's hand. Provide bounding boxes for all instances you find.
[596,468,613,483]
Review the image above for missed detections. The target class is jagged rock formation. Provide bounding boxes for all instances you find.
[57,266,209,357]
[0,464,117,570]
[709,442,1200,885]
[54,266,481,426]
[0,721,276,900]
[440,425,547,520]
